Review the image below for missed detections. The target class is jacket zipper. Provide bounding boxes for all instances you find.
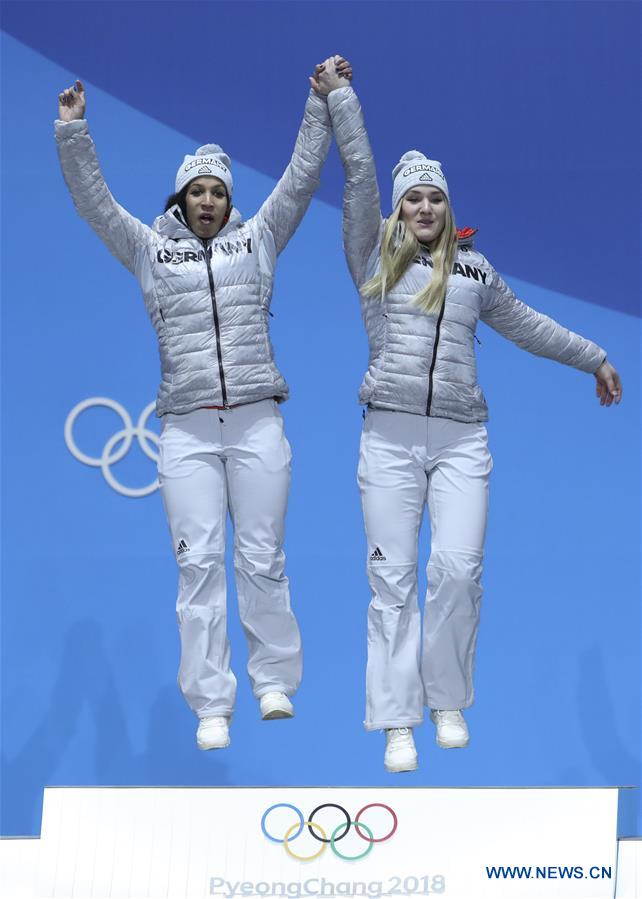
[203,241,228,407]
[426,299,446,416]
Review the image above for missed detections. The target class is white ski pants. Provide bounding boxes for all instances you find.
[358,409,492,730]
[157,400,302,719]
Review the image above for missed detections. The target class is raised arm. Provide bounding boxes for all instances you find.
[480,262,622,405]
[56,81,151,275]
[252,69,335,256]
[321,64,382,290]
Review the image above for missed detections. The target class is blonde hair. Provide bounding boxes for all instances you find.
[362,199,458,315]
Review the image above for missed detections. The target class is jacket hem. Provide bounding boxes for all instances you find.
[157,389,288,417]
[363,400,488,424]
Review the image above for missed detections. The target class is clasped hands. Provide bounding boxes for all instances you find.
[310,56,353,95]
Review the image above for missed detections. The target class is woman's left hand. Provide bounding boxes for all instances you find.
[594,360,622,406]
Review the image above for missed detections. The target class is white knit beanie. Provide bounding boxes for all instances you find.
[391,150,449,210]
[175,143,233,198]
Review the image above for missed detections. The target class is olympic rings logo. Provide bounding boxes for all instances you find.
[64,397,159,498]
[261,803,397,862]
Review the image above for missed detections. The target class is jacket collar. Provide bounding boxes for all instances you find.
[456,227,478,249]
[152,205,243,241]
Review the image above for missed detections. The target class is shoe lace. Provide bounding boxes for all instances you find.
[386,727,412,745]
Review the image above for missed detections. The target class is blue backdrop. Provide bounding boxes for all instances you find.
[1,1,640,838]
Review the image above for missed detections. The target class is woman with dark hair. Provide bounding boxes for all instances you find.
[56,62,350,750]
[163,178,228,224]
[313,59,622,773]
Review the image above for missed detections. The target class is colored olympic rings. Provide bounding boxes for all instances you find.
[308,803,350,842]
[355,803,398,843]
[331,820,374,861]
[262,803,304,843]
[284,821,327,862]
[261,802,397,861]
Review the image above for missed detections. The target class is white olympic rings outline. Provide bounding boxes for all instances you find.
[64,397,159,498]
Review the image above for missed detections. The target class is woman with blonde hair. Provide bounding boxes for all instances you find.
[313,59,622,773]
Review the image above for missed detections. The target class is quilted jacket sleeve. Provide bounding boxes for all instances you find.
[253,90,332,256]
[55,119,152,275]
[480,262,606,373]
[327,86,382,290]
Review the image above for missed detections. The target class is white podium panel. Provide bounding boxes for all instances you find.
[36,787,617,899]
[615,839,642,898]
[0,837,40,899]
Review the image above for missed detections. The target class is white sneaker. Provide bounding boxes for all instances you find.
[260,692,294,720]
[384,727,418,773]
[430,709,469,748]
[196,716,230,750]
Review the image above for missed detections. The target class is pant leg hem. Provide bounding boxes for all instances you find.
[196,708,234,720]
[254,686,294,699]
[424,700,474,712]
[364,718,424,732]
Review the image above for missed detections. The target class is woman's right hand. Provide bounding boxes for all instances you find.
[58,80,86,122]
[310,56,352,95]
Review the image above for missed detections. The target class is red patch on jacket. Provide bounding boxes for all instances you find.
[457,227,478,240]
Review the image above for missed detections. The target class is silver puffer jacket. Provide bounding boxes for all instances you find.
[56,91,331,416]
[327,87,606,421]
